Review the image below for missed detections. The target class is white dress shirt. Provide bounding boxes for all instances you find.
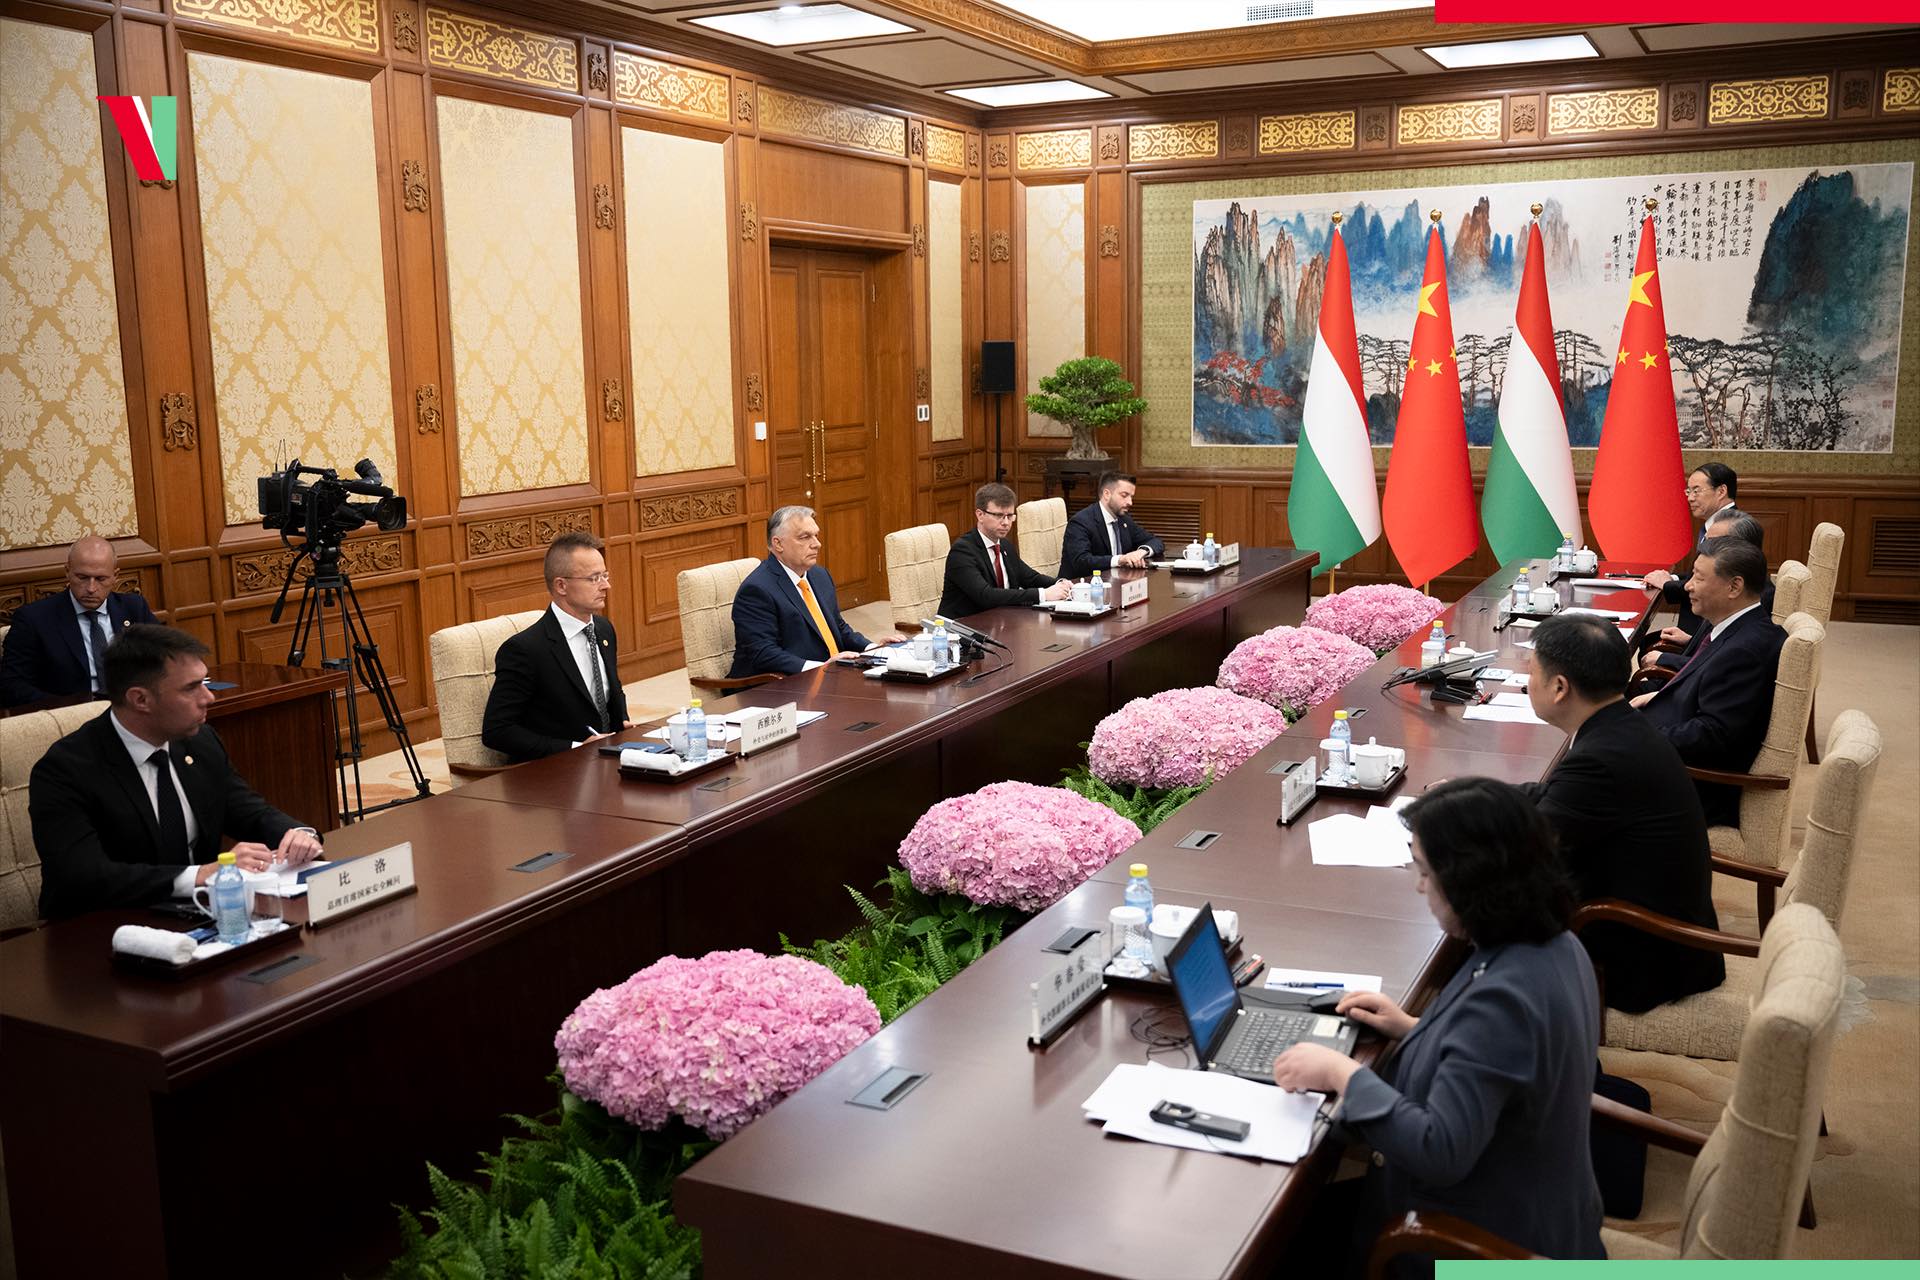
[70,592,106,689]
[109,711,202,897]
[1707,600,1763,643]
[550,603,607,744]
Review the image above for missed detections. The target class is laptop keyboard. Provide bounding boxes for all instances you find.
[1223,1011,1316,1071]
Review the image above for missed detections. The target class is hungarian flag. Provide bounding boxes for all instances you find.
[1590,215,1693,564]
[1383,223,1478,588]
[1484,218,1580,563]
[1289,224,1380,576]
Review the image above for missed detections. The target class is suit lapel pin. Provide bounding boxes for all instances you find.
[183,755,194,766]
[600,638,608,647]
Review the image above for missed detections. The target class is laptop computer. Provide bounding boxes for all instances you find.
[1166,903,1358,1082]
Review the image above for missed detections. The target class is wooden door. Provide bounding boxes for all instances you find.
[767,246,881,605]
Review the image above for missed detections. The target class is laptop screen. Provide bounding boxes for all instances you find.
[1168,905,1239,1059]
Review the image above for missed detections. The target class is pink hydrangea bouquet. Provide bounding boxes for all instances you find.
[1305,584,1446,655]
[1088,687,1290,789]
[555,949,880,1140]
[1217,624,1376,721]
[898,781,1142,913]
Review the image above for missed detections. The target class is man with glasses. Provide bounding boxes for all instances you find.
[483,531,633,763]
[1642,462,1737,592]
[1,534,159,707]
[938,482,1072,618]
[730,505,903,677]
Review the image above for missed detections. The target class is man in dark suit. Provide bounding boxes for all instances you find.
[1632,537,1787,827]
[1058,471,1165,580]
[730,506,904,677]
[30,625,323,920]
[938,482,1072,618]
[1,535,160,706]
[1640,460,1737,596]
[1526,614,1723,1013]
[1638,508,1769,675]
[482,531,633,763]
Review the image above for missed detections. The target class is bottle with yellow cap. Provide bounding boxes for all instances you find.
[685,698,708,762]
[1123,861,1154,961]
[1203,531,1219,567]
[210,851,250,945]
[1328,708,1353,782]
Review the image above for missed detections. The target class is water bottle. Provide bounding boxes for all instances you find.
[1329,709,1353,782]
[1420,621,1446,668]
[1557,536,1575,573]
[210,851,249,946]
[1203,531,1219,566]
[685,699,708,762]
[1511,568,1531,614]
[1123,864,1154,962]
[932,621,951,668]
[1090,571,1107,610]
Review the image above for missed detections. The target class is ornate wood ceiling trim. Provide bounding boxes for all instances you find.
[612,51,731,122]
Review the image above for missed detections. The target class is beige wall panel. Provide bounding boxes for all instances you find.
[1023,182,1084,438]
[188,52,394,526]
[437,96,588,496]
[622,125,735,478]
[0,19,136,548]
[928,178,964,444]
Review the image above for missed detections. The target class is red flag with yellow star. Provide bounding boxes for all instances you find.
[1383,224,1478,588]
[1590,215,1693,564]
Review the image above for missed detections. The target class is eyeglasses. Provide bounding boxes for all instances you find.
[979,509,1017,522]
[563,572,612,584]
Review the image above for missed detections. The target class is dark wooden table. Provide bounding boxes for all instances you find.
[0,550,1314,1277]
[674,560,1661,1279]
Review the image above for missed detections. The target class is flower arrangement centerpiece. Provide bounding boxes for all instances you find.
[1089,687,1290,790]
[555,949,880,1140]
[898,781,1142,912]
[1305,584,1446,656]
[1217,624,1376,722]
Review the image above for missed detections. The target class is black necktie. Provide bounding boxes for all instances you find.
[148,748,189,861]
[85,610,110,693]
[583,624,606,732]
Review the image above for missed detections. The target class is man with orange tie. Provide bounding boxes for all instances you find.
[729,506,903,677]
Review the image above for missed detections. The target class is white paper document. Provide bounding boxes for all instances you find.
[1463,703,1549,725]
[1264,966,1384,995]
[247,861,337,899]
[1489,691,1534,708]
[1561,606,1637,621]
[1307,810,1414,867]
[1082,1062,1323,1163]
[1503,673,1530,689]
[1569,577,1643,590]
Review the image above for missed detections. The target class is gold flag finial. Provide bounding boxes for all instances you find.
[1331,211,1344,226]
[1644,196,1659,212]
[1429,208,1442,224]
[1529,201,1543,218]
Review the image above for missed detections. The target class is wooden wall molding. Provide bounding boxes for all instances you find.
[1546,87,1660,136]
[640,487,743,530]
[462,508,594,560]
[611,50,729,121]
[1015,128,1091,170]
[1257,110,1355,155]
[233,536,403,596]
[756,85,906,156]
[1128,120,1218,163]
[174,0,381,53]
[425,7,578,90]
[1396,97,1503,147]
[925,123,966,170]
[1707,74,1830,126]
[1885,67,1920,114]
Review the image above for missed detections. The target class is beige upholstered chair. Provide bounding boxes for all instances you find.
[1692,611,1824,928]
[1578,711,1878,1061]
[676,557,776,693]
[428,610,545,777]
[1769,561,1809,625]
[1799,523,1844,763]
[1014,497,1067,578]
[1372,903,1844,1267]
[1,702,111,933]
[884,523,949,632]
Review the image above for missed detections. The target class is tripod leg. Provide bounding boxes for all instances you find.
[336,574,432,802]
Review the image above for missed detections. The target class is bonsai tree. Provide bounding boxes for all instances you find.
[1025,356,1147,460]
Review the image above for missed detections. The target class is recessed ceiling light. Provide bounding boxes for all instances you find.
[945,81,1113,107]
[691,4,913,47]
[1420,34,1599,69]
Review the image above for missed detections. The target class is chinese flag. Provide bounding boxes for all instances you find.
[1590,216,1693,564]
[1383,225,1479,588]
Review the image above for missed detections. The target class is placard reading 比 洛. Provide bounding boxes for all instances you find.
[306,841,415,927]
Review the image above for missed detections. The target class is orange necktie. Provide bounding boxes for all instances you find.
[797,578,838,657]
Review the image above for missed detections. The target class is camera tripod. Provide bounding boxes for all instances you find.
[269,537,431,822]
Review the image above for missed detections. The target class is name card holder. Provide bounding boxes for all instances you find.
[1220,542,1242,567]
[1029,936,1105,1049]
[1120,576,1149,608]
[737,702,799,757]
[306,841,416,927]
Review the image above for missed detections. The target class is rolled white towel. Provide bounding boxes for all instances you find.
[620,747,682,773]
[113,924,198,966]
[885,653,937,675]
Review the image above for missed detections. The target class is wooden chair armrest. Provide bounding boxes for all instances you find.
[1591,1092,1708,1158]
[1633,665,1677,685]
[1651,639,1687,653]
[1572,898,1762,958]
[689,672,783,694]
[1708,854,1788,888]
[1368,1210,1536,1278]
[1685,763,1791,789]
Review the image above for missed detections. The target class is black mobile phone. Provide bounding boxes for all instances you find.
[1150,1100,1250,1143]
[149,901,206,922]
[1043,926,1099,954]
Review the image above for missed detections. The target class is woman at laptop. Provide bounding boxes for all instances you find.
[1272,778,1604,1265]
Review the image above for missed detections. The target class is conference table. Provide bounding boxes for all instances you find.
[0,548,1312,1277]
[674,563,1662,1279]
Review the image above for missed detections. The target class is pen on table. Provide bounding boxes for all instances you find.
[1231,954,1265,987]
[1269,980,1344,990]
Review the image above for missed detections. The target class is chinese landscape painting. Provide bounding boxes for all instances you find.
[1190,162,1912,451]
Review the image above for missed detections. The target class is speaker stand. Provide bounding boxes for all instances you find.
[992,394,1005,483]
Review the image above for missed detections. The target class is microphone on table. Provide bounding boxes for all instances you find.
[925,617,1008,651]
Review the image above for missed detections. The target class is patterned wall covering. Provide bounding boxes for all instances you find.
[437,96,589,495]
[188,52,395,526]
[1023,182,1085,438]
[0,19,136,549]
[622,125,735,478]
[928,178,964,443]
[1137,138,1920,475]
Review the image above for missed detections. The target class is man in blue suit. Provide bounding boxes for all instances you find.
[729,506,903,678]
[2,535,160,707]
[1058,471,1165,579]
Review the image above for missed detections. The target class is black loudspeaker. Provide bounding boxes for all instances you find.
[980,341,1017,395]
